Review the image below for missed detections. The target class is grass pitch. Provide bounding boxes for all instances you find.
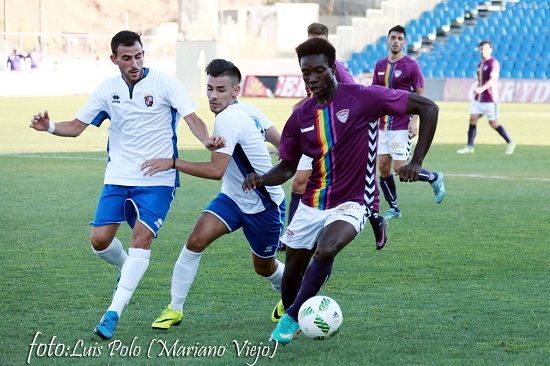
[1,96,549,365]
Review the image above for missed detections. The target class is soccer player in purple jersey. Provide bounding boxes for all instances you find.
[242,37,439,345]
[6,48,25,71]
[288,23,356,228]
[457,40,515,155]
[286,22,386,254]
[373,25,445,220]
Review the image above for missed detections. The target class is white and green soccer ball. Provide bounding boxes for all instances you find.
[298,295,343,339]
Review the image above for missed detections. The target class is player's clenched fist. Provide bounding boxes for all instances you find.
[242,173,262,192]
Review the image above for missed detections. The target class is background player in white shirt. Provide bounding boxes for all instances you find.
[141,59,286,330]
[29,31,223,340]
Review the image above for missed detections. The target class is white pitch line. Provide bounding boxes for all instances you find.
[446,173,550,182]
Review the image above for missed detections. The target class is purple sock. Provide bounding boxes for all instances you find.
[467,124,477,146]
[287,257,333,320]
[418,169,438,183]
[287,192,302,225]
[495,125,511,143]
[380,175,399,211]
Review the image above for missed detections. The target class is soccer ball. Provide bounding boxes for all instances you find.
[298,295,343,340]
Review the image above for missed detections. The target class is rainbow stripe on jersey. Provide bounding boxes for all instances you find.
[381,62,395,130]
[306,104,337,210]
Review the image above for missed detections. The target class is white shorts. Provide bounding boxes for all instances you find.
[377,129,411,161]
[280,201,367,250]
[297,154,313,171]
[469,100,499,121]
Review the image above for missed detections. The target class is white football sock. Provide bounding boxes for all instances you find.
[170,245,202,311]
[92,237,128,271]
[265,259,284,292]
[108,248,150,316]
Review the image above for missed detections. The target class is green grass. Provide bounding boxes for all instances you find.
[1,97,549,365]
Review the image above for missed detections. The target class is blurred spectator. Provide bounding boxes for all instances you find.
[6,48,25,71]
[26,48,42,70]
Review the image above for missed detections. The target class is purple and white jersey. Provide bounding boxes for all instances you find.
[279,83,408,210]
[306,60,355,97]
[476,57,499,103]
[6,53,24,71]
[372,56,424,131]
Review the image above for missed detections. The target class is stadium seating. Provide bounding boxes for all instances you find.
[347,0,549,80]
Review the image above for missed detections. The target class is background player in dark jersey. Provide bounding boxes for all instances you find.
[242,37,440,345]
[372,25,445,220]
[457,40,515,155]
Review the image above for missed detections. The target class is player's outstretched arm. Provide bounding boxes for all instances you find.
[29,110,88,137]
[395,93,439,182]
[142,151,231,180]
[183,112,226,151]
[242,159,298,192]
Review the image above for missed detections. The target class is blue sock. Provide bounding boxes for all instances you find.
[418,169,438,183]
[287,192,302,225]
[380,175,399,211]
[495,125,511,143]
[286,257,333,320]
[467,124,477,146]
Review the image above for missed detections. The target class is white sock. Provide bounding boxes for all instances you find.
[92,237,128,271]
[108,248,150,316]
[265,259,284,292]
[170,245,202,311]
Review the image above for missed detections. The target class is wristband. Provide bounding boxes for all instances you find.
[46,121,56,134]
[172,158,176,169]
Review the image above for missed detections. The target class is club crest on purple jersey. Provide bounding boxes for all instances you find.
[336,109,349,123]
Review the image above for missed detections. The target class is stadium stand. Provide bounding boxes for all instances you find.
[346,0,549,80]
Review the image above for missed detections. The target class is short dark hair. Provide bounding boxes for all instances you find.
[479,40,492,48]
[388,25,406,37]
[205,59,242,84]
[296,38,336,68]
[307,22,329,37]
[111,30,143,55]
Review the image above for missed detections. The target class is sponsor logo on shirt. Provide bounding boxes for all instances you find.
[394,70,402,78]
[336,109,349,123]
[111,94,120,104]
[300,125,315,133]
[144,93,154,107]
[377,72,385,76]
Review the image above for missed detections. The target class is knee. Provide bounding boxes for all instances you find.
[254,259,276,277]
[314,244,340,262]
[378,161,391,177]
[489,121,499,129]
[90,232,112,251]
[186,233,207,253]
